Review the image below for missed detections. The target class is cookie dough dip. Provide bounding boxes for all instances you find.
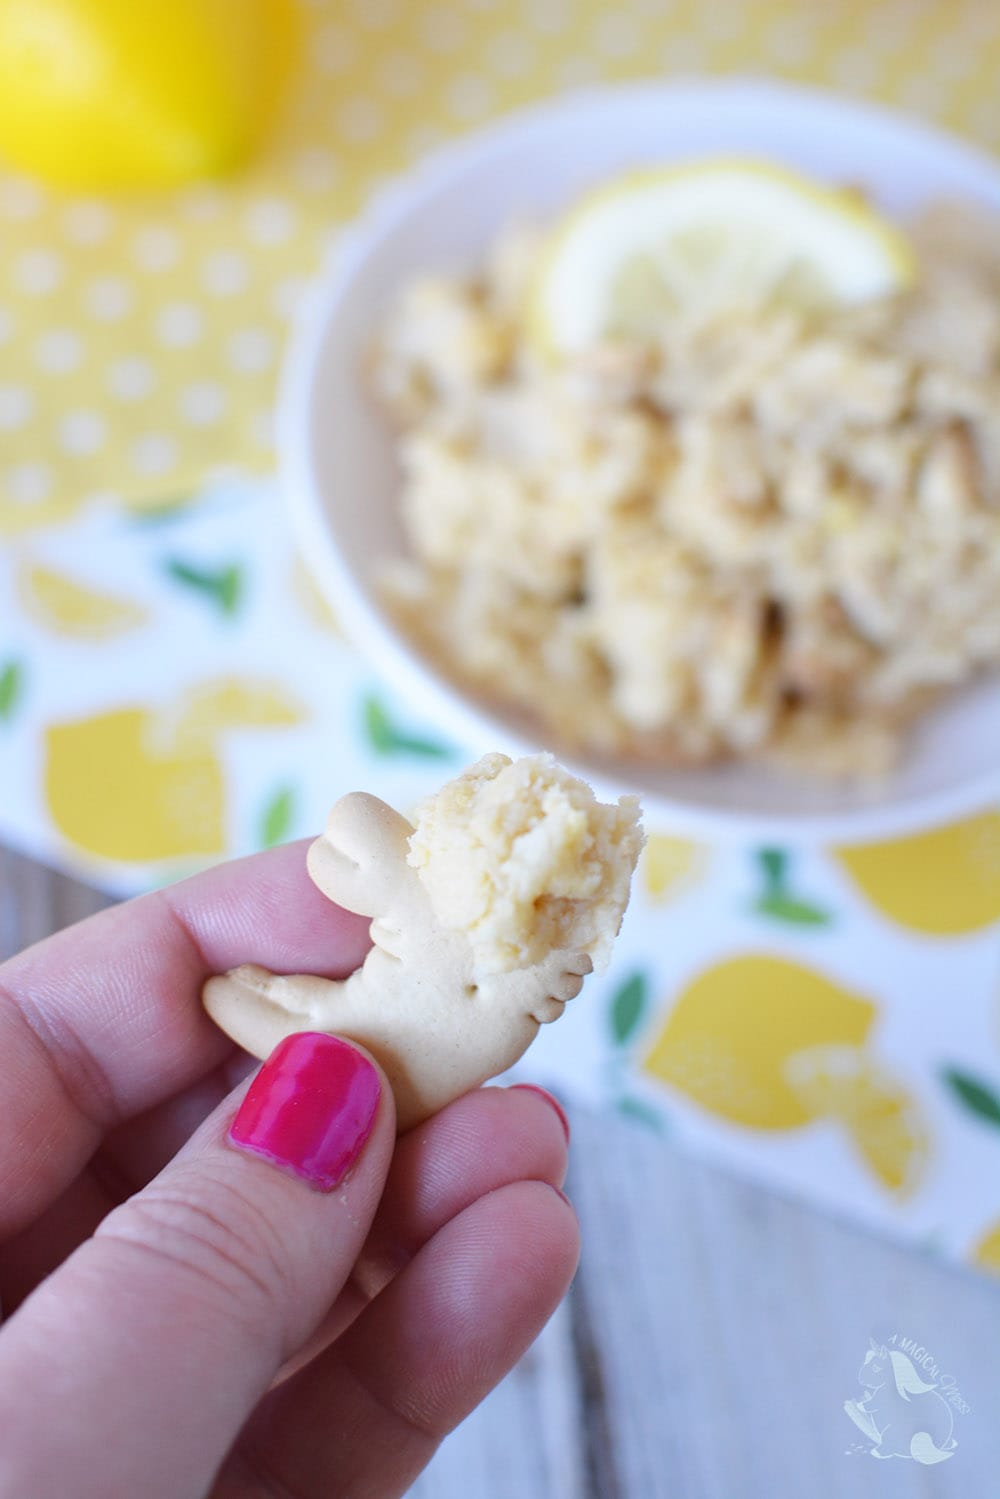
[372,162,1000,779]
[407,752,643,974]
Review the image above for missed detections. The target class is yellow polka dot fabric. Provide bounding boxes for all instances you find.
[2,0,1000,531]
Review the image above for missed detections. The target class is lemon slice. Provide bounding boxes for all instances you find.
[18,564,148,640]
[532,159,916,353]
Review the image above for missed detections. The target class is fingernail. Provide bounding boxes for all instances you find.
[229,1033,381,1192]
[510,1084,571,1145]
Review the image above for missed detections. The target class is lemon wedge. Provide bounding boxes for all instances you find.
[532,159,916,354]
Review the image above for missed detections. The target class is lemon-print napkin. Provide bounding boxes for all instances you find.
[3,0,1000,1277]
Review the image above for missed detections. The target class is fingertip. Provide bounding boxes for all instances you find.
[508,1083,571,1145]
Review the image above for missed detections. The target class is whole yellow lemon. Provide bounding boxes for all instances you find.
[0,0,300,190]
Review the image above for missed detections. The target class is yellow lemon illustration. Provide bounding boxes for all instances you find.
[642,955,875,1129]
[835,814,1000,935]
[785,1045,929,1196]
[45,707,224,863]
[971,1221,1000,1276]
[44,677,305,863]
[0,0,300,190]
[291,558,341,637]
[18,564,148,640]
[643,834,705,902]
[175,678,304,746]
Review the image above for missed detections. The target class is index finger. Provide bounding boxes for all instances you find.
[0,839,371,1240]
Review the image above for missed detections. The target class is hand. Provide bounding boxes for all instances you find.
[0,841,578,1498]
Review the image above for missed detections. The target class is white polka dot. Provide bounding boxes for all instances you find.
[663,35,710,71]
[179,381,226,426]
[352,0,397,26]
[84,275,133,322]
[250,408,274,449]
[5,462,52,505]
[108,356,156,401]
[0,177,43,220]
[448,74,494,122]
[62,201,113,246]
[534,0,572,33]
[156,301,203,347]
[133,225,180,272]
[227,328,274,374]
[272,277,307,320]
[321,228,346,272]
[291,146,338,193]
[246,197,296,246]
[131,434,177,477]
[16,248,63,295]
[593,12,640,57]
[58,409,106,455]
[422,7,464,52]
[378,51,423,98]
[201,252,249,297]
[897,73,945,111]
[0,386,33,430]
[35,329,83,374]
[828,49,886,91]
[315,23,356,75]
[488,31,536,78]
[406,123,446,161]
[338,96,382,144]
[556,53,601,88]
[177,185,225,222]
[761,16,814,65]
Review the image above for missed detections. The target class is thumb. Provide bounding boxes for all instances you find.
[0,1033,394,1499]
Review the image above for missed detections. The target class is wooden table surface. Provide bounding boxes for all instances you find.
[3,842,998,1499]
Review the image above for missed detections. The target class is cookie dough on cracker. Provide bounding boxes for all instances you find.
[204,753,643,1130]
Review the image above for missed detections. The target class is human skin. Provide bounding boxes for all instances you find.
[0,839,579,1498]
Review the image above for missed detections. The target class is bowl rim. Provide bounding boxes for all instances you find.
[278,76,1000,846]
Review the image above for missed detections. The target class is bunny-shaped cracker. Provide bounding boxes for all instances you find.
[204,757,641,1130]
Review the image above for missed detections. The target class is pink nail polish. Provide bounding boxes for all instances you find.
[229,1033,380,1192]
[510,1083,571,1145]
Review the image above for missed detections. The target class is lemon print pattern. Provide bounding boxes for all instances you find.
[44,677,305,863]
[642,834,705,903]
[971,1222,1000,1276]
[785,1045,929,1196]
[0,0,300,190]
[643,955,875,1130]
[642,955,929,1195]
[836,814,1000,936]
[19,564,148,641]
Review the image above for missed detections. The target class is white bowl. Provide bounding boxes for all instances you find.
[279,79,1000,845]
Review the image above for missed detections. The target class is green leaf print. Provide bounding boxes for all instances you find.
[616,1094,665,1131]
[942,1067,1000,1130]
[751,847,831,927]
[163,557,244,616]
[260,785,296,849]
[758,847,788,891]
[610,972,648,1047]
[0,660,24,722]
[362,693,451,759]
